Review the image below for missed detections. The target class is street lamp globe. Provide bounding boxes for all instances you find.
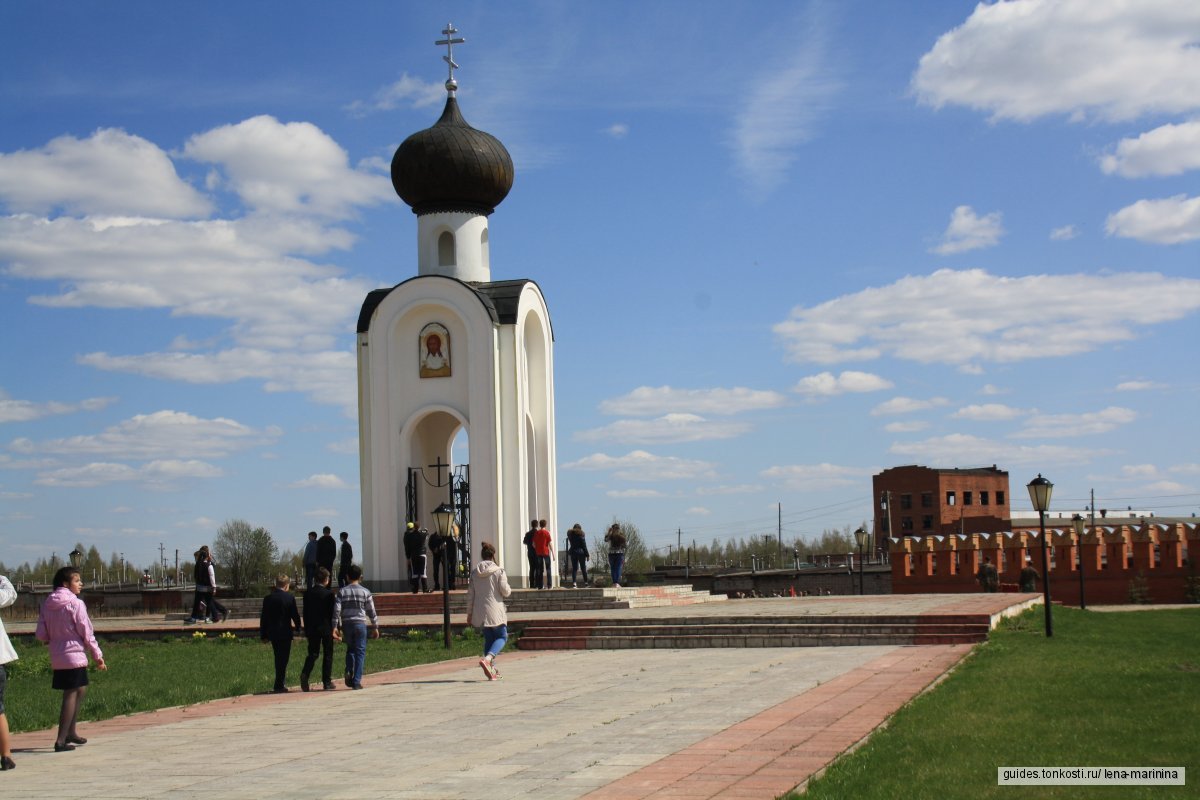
[1027,474,1053,513]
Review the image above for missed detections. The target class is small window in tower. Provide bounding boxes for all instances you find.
[481,228,489,268]
[438,231,455,266]
[996,490,1005,505]
[981,491,990,506]
[964,491,973,506]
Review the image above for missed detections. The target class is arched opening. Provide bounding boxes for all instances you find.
[437,231,455,267]
[402,410,472,584]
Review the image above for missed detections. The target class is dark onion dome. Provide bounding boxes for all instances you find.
[391,96,514,216]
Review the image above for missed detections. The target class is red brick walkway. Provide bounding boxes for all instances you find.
[580,644,973,800]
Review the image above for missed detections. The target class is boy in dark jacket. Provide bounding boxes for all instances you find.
[300,567,336,691]
[259,574,301,693]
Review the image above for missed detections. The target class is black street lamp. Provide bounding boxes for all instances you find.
[432,502,456,648]
[1072,513,1087,611]
[1027,474,1054,638]
[854,527,868,595]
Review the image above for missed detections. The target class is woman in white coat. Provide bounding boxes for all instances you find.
[465,541,511,681]
[1,573,20,769]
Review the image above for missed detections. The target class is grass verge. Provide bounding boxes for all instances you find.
[4,627,493,733]
[793,607,1199,800]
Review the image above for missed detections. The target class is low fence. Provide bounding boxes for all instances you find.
[890,521,1200,605]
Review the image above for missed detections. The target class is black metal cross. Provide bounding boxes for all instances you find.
[428,455,452,488]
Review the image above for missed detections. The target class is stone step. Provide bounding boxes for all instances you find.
[517,632,988,650]
[518,623,988,638]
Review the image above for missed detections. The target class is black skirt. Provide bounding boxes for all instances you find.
[52,667,89,690]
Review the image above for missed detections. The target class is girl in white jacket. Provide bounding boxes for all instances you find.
[465,542,511,681]
[0,573,17,770]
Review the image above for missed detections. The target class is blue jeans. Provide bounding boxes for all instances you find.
[609,552,625,585]
[483,624,508,659]
[343,622,367,686]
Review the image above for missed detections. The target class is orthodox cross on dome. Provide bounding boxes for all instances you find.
[436,23,465,95]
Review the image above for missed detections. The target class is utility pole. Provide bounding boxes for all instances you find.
[777,502,782,560]
[677,528,682,566]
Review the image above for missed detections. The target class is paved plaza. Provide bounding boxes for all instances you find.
[3,595,1032,799]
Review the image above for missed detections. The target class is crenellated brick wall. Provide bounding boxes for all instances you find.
[889,522,1200,605]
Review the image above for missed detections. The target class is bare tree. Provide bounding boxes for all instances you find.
[212,519,278,596]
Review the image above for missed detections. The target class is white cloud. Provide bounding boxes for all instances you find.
[1106,194,1200,244]
[1100,120,1200,177]
[1014,406,1137,439]
[576,413,750,445]
[303,508,339,518]
[685,506,712,516]
[0,391,116,423]
[598,386,786,416]
[181,116,394,219]
[760,463,868,491]
[980,384,1007,396]
[871,397,949,416]
[1170,463,1200,475]
[603,123,629,139]
[913,1,1200,123]
[883,421,928,434]
[952,404,1024,422]
[34,459,223,488]
[1121,464,1158,479]
[932,206,1004,255]
[1115,380,1164,392]
[606,489,665,499]
[889,433,1112,467]
[79,349,357,411]
[1,491,32,499]
[1050,225,1079,241]
[288,474,349,490]
[0,128,212,218]
[792,371,892,399]
[774,269,1200,366]
[13,410,279,460]
[327,437,359,455]
[730,13,838,194]
[344,72,445,116]
[694,484,759,496]
[561,450,717,482]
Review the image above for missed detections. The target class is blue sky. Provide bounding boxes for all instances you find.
[2,1,1198,571]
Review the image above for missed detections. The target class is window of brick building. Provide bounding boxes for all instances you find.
[981,491,989,505]
[921,492,933,508]
[900,494,912,510]
[901,517,914,531]
[964,491,973,505]
[946,491,956,506]
[996,490,1005,505]
[922,515,933,530]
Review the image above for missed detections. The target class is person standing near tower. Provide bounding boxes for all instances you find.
[338,531,353,589]
[533,520,553,589]
[566,523,589,588]
[302,531,319,589]
[605,524,627,588]
[316,526,337,580]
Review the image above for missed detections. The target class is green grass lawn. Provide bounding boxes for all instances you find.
[4,628,490,734]
[795,607,1200,800]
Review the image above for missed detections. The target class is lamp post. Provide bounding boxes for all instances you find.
[854,527,867,595]
[1072,513,1087,611]
[432,502,456,648]
[1027,474,1054,638]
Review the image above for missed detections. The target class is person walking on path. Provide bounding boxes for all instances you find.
[333,564,379,690]
[523,520,539,588]
[188,546,227,623]
[300,567,336,692]
[35,566,107,752]
[258,574,301,694]
[337,532,354,589]
[976,557,998,593]
[0,573,19,770]
[404,524,430,594]
[566,524,589,588]
[466,541,511,681]
[604,524,627,588]
[316,526,337,581]
[533,520,554,589]
[302,531,319,589]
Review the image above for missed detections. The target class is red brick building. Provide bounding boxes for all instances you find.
[874,465,1010,537]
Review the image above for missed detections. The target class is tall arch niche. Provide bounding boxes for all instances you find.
[522,310,551,523]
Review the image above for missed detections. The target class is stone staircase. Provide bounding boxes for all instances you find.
[516,613,992,651]
[372,585,724,616]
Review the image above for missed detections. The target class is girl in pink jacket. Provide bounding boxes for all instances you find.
[35,567,106,752]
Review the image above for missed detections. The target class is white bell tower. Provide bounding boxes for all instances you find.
[356,25,557,590]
